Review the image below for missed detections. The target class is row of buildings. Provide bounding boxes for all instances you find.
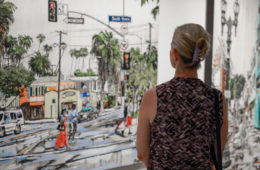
[0,75,105,120]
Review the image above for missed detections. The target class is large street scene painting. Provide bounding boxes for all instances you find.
[0,0,158,169]
[0,0,260,169]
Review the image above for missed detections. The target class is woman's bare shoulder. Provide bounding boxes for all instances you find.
[141,88,157,123]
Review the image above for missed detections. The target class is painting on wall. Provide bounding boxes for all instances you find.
[0,0,158,169]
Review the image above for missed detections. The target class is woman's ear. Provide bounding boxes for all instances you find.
[173,48,179,61]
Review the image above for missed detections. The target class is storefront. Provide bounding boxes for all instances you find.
[44,89,81,118]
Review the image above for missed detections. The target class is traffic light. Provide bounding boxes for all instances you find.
[123,52,130,70]
[48,1,57,22]
[124,74,129,81]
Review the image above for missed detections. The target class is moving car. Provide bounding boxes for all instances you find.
[79,107,99,122]
[0,110,22,137]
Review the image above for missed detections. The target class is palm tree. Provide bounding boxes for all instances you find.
[36,34,46,50]
[29,52,50,77]
[15,35,33,64]
[3,35,16,64]
[140,0,159,20]
[108,46,121,108]
[3,35,32,65]
[43,44,53,56]
[0,0,16,64]
[91,31,121,112]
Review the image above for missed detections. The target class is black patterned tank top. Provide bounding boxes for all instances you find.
[149,77,223,170]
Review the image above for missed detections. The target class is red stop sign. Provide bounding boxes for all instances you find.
[50,2,55,8]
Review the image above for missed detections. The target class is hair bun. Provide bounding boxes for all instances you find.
[196,38,209,54]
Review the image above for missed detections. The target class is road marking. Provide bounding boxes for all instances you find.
[6,129,53,167]
[0,129,50,146]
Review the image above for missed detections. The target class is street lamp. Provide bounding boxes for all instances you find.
[221,0,240,169]
[221,0,239,55]
[221,0,240,94]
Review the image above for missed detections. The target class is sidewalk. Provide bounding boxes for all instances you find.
[25,119,57,124]
[227,115,260,169]
[25,108,122,124]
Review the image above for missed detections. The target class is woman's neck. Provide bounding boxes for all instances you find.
[174,66,198,78]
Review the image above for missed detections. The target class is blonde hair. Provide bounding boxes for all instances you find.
[171,23,210,69]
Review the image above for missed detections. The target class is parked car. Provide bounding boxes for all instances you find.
[0,110,22,137]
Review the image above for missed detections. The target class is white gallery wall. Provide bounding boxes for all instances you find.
[157,0,206,84]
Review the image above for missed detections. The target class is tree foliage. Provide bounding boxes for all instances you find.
[140,0,160,20]
[91,31,121,112]
[70,47,88,73]
[74,68,97,77]
[126,45,157,110]
[29,51,50,76]
[0,64,34,97]
[229,74,246,99]
[28,34,57,76]
[0,0,16,56]
[3,35,33,65]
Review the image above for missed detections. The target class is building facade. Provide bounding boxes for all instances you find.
[19,77,77,120]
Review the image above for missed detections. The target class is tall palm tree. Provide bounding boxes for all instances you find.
[0,0,16,64]
[4,35,16,64]
[91,31,121,112]
[36,34,46,50]
[15,35,33,64]
[43,44,53,56]
[3,35,32,65]
[29,52,50,77]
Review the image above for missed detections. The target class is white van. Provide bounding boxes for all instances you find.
[10,109,25,125]
[0,111,22,137]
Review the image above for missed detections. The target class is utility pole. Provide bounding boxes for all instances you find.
[149,23,152,51]
[57,30,66,119]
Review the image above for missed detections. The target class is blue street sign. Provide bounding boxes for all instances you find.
[109,16,131,22]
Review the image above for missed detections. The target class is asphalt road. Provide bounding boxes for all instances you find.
[0,108,141,170]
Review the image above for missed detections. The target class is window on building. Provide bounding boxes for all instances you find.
[35,87,38,96]
[30,87,33,96]
[32,87,35,96]
[38,87,41,96]
[94,80,97,91]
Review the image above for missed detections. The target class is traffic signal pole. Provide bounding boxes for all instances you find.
[68,11,123,38]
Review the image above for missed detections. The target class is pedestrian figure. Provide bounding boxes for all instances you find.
[68,104,78,141]
[136,23,228,169]
[115,99,132,137]
[55,109,70,150]
[126,99,134,134]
